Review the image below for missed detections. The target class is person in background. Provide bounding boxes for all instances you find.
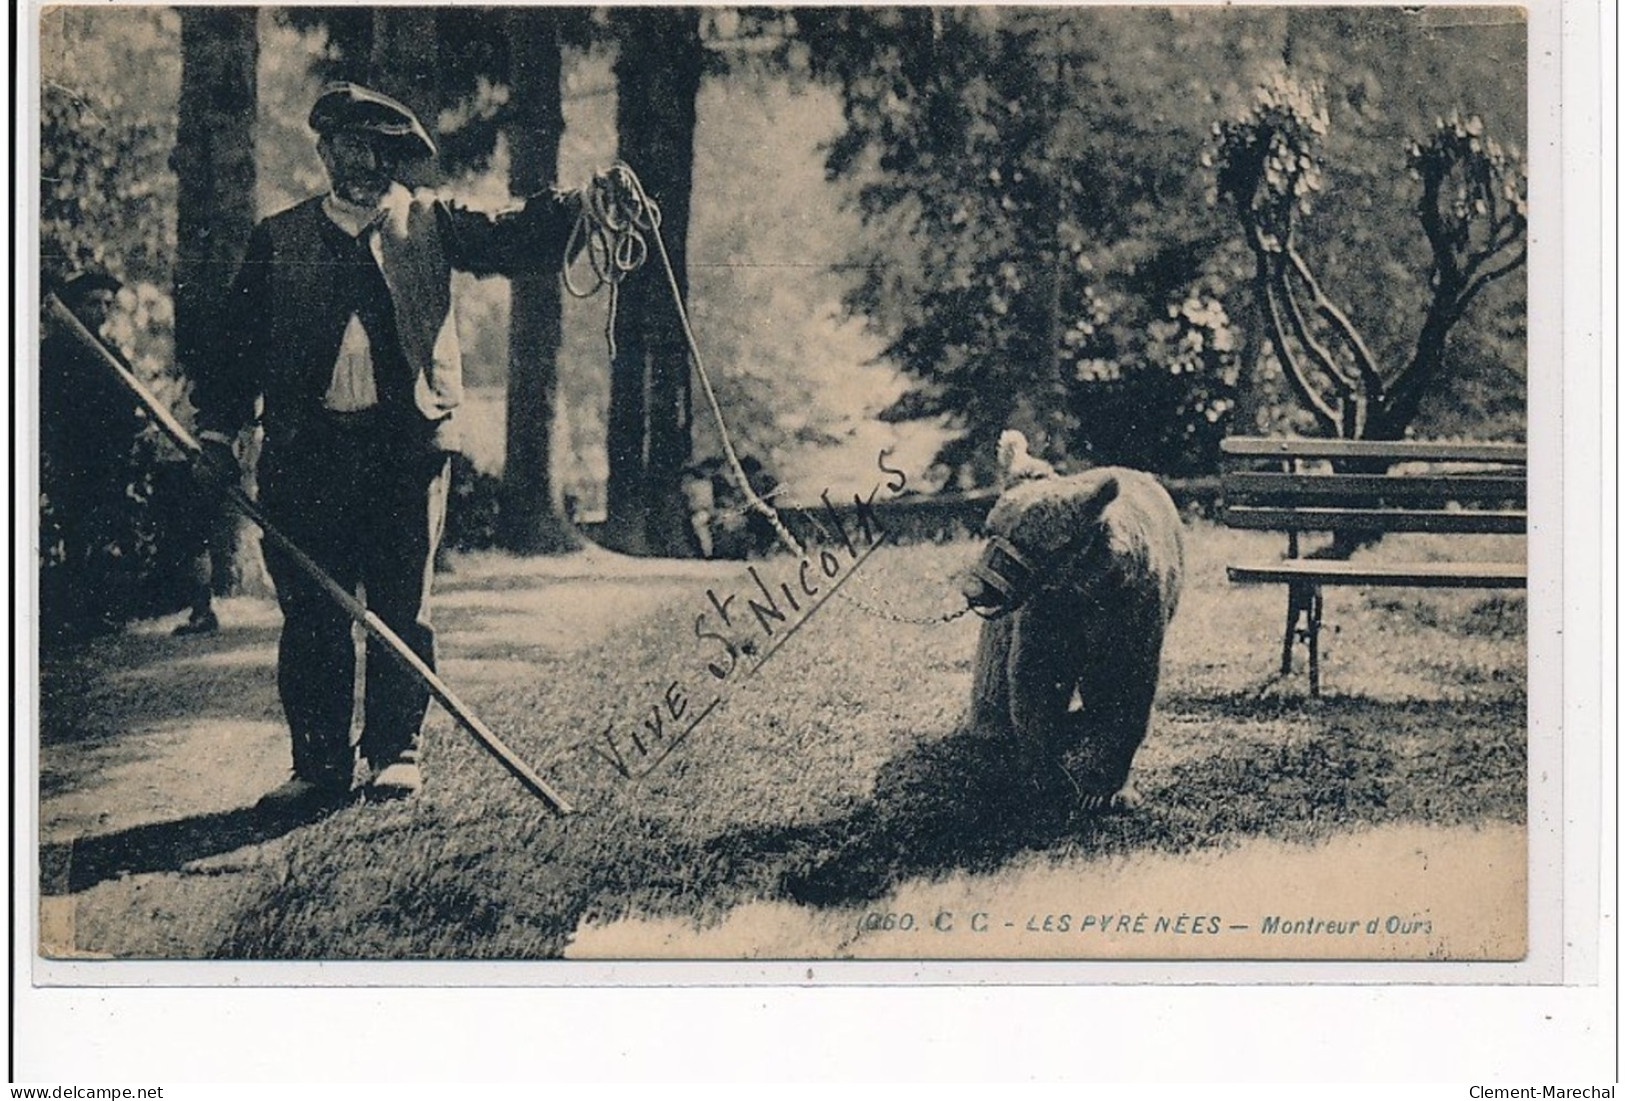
[168,440,233,636]
[171,545,221,635]
[39,267,144,643]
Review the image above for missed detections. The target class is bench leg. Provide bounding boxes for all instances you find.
[1281,582,1308,674]
[1280,582,1325,695]
[1306,585,1324,697]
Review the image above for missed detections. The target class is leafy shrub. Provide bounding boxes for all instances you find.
[443,451,506,552]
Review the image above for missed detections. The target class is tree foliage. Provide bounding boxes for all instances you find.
[276,6,596,182]
[38,10,185,639]
[795,8,1251,481]
[1214,75,1527,440]
[39,5,178,301]
[794,6,1528,480]
[40,89,174,292]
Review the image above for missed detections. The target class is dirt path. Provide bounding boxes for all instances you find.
[36,547,739,960]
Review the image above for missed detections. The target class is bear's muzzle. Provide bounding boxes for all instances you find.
[961,535,1036,620]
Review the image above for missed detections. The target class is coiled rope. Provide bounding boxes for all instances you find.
[561,164,650,359]
[565,162,801,557]
[563,162,970,627]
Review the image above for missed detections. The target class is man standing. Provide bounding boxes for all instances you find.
[192,83,580,814]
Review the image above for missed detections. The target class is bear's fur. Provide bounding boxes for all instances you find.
[962,467,1184,810]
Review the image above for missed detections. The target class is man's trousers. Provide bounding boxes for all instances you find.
[259,415,450,786]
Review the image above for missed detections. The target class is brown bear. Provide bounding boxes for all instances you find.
[960,466,1184,811]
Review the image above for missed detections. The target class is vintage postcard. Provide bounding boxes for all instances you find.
[24,0,1564,992]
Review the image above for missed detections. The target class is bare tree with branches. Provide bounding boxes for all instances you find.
[1214,74,1527,443]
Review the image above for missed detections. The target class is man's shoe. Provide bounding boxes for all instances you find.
[256,776,350,819]
[173,610,220,637]
[365,761,423,802]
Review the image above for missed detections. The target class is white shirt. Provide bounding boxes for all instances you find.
[319,191,394,413]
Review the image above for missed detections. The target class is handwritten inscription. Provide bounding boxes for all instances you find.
[591,450,909,782]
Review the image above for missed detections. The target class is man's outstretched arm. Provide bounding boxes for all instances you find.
[437,188,583,278]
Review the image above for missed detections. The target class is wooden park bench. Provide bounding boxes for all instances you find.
[1219,436,1527,696]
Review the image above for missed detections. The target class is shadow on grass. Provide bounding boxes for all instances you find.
[1154,685,1526,723]
[697,692,1527,914]
[39,801,337,896]
[703,730,1071,908]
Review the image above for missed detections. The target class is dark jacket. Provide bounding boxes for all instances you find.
[194,187,576,452]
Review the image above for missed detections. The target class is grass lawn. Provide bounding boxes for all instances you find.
[38,521,1527,961]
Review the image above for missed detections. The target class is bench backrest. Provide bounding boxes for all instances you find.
[1219,436,1527,536]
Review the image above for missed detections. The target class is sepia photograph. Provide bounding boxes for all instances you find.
[27,2,1543,979]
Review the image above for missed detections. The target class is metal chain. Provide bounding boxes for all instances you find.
[829,587,973,626]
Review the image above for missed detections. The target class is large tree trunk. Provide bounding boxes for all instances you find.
[313,7,374,79]
[366,8,442,192]
[499,9,580,554]
[600,8,702,557]
[1228,289,1269,438]
[1369,299,1461,441]
[368,8,440,124]
[174,7,263,595]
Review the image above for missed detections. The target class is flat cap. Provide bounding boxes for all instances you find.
[308,81,438,160]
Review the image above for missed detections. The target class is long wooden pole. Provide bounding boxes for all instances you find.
[44,292,575,815]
